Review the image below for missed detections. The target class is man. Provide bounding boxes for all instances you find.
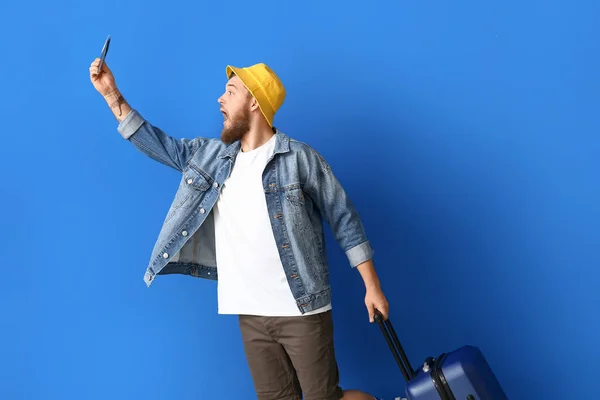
[89,57,389,400]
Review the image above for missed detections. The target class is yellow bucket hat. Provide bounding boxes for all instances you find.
[225,63,286,127]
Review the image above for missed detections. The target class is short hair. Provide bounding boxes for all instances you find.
[228,71,252,98]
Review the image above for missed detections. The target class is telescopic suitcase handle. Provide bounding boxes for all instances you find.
[373,309,416,383]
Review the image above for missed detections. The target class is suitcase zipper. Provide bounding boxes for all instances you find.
[430,353,456,400]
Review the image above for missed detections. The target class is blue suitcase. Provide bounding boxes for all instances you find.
[373,310,508,399]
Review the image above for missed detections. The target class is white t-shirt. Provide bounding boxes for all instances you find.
[213,135,331,317]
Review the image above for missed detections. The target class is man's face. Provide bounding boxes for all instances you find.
[218,75,251,145]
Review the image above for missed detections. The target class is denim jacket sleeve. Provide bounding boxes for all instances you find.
[117,109,206,172]
[303,148,374,268]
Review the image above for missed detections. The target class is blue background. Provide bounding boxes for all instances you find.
[1,0,598,399]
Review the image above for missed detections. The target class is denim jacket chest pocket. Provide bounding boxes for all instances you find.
[283,184,314,234]
[284,184,305,206]
[184,166,212,191]
[169,166,213,214]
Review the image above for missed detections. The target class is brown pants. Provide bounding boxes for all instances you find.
[238,310,345,400]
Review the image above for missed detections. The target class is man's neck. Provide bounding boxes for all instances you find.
[240,125,275,152]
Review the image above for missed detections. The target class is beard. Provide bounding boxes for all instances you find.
[220,108,250,145]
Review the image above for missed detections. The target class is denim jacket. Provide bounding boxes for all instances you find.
[117,109,374,313]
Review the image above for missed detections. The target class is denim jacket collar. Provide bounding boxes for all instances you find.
[218,129,290,159]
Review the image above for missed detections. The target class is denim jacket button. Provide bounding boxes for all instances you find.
[162,252,169,258]
[200,208,206,214]
[187,178,193,184]
[213,182,219,188]
[182,230,188,236]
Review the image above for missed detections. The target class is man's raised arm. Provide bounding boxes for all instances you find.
[89,57,204,172]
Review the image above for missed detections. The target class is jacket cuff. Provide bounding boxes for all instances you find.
[346,240,374,267]
[117,109,144,140]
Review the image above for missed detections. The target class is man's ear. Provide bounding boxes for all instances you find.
[249,96,260,112]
